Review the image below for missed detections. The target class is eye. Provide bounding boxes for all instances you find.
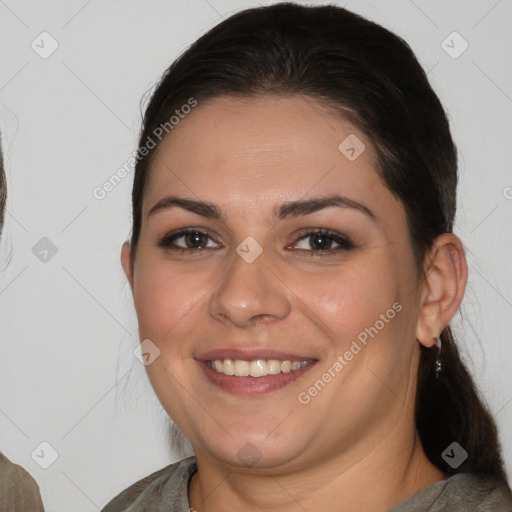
[158,229,221,253]
[290,229,355,255]
[158,227,355,256]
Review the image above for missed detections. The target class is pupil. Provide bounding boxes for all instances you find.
[312,234,331,250]
[186,232,205,248]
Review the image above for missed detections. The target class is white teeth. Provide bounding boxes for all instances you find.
[250,360,267,377]
[222,359,235,375]
[234,360,250,377]
[208,359,311,377]
[267,360,281,375]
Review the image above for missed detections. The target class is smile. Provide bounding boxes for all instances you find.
[206,359,313,377]
[198,357,317,395]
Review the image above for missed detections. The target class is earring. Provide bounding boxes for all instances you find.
[434,335,442,379]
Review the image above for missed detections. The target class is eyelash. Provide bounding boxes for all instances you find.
[157,228,355,256]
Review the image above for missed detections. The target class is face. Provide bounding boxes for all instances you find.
[123,94,426,472]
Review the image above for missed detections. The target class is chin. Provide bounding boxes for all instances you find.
[189,421,312,471]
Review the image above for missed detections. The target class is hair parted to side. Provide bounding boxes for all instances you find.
[128,2,507,481]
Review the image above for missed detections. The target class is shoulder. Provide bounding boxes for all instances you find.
[389,472,512,512]
[0,452,45,511]
[436,472,512,511]
[101,456,197,512]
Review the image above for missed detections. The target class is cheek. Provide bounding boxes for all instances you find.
[297,260,402,342]
[132,253,206,342]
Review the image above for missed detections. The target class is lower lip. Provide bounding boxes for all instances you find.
[197,360,317,395]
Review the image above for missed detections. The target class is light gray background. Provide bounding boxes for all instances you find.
[0,0,511,510]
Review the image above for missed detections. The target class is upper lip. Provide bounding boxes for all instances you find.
[196,348,316,362]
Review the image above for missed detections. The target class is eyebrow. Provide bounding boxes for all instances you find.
[147,194,376,221]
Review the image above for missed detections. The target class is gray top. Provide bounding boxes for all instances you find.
[102,456,512,511]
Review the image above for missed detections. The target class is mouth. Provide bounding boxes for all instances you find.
[206,358,313,377]
[196,350,318,395]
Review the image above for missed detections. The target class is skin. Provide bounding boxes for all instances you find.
[121,94,468,511]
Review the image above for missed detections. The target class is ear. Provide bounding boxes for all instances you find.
[121,241,134,291]
[416,233,468,348]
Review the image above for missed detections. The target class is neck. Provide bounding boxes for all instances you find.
[188,429,446,512]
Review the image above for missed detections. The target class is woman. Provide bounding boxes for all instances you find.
[103,3,512,510]
[0,135,45,511]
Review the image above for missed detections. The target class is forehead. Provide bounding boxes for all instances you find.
[144,94,394,219]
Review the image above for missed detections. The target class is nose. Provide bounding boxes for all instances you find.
[208,247,291,328]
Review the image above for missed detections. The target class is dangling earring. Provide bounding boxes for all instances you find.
[434,335,442,379]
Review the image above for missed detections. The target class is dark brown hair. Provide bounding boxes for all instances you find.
[0,133,6,236]
[128,3,507,481]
